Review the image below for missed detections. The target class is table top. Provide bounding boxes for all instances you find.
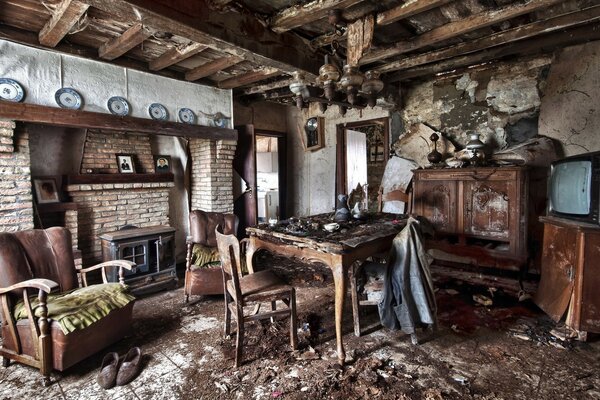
[246,213,407,254]
[99,225,176,241]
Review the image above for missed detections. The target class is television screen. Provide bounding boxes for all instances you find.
[550,160,592,215]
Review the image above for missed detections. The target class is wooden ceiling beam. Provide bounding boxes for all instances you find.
[376,0,454,26]
[99,22,152,60]
[242,77,294,95]
[218,68,281,89]
[386,22,600,82]
[185,55,243,81]
[38,0,89,47]
[361,0,564,65]
[270,0,363,33]
[149,42,208,71]
[375,6,600,74]
[83,0,320,79]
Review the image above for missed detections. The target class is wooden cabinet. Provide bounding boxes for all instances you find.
[413,167,528,271]
[534,216,600,338]
[100,225,177,295]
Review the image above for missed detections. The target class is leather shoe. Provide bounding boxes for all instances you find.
[116,347,142,386]
[97,352,119,389]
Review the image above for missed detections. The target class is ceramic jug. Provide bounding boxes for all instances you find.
[334,194,350,222]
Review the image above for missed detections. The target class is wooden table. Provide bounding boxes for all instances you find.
[245,214,405,365]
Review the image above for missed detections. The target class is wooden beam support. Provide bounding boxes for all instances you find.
[218,68,281,89]
[376,0,454,26]
[361,0,564,65]
[347,15,374,66]
[385,22,600,82]
[83,0,320,78]
[99,22,152,60]
[270,0,363,33]
[375,6,600,74]
[149,42,208,71]
[38,0,89,47]
[242,77,295,95]
[185,56,243,81]
[0,102,237,140]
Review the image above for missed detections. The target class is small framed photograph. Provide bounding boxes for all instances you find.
[116,154,136,173]
[154,155,171,173]
[33,178,60,204]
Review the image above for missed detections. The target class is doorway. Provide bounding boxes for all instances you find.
[256,134,281,223]
[336,118,389,212]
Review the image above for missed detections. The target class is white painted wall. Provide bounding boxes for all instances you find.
[0,40,233,127]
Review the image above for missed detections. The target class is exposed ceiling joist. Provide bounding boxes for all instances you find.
[242,77,294,95]
[98,22,152,60]
[376,0,454,26]
[270,0,363,33]
[149,42,208,71]
[375,6,600,75]
[218,68,281,89]
[83,0,320,79]
[361,0,564,65]
[38,0,89,47]
[185,55,243,81]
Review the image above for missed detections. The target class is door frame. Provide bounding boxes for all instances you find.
[335,117,390,197]
[254,129,288,221]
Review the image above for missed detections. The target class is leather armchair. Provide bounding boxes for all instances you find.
[184,210,238,302]
[0,227,136,385]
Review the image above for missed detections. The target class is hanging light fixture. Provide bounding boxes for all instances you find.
[339,64,364,105]
[361,70,384,108]
[288,71,309,109]
[317,55,340,101]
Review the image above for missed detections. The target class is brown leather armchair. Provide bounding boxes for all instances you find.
[184,210,238,302]
[0,227,136,385]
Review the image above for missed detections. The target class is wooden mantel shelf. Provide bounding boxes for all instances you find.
[0,102,237,141]
[67,173,174,185]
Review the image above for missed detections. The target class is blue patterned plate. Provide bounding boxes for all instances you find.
[107,96,130,116]
[148,103,168,120]
[178,108,196,124]
[55,88,82,109]
[0,78,25,102]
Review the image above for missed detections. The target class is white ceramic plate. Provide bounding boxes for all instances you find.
[107,96,130,116]
[148,103,168,121]
[55,88,83,109]
[0,78,25,102]
[178,108,196,124]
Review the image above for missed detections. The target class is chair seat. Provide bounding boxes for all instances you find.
[227,270,292,301]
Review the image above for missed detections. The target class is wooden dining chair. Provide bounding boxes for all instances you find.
[377,185,412,214]
[215,226,298,367]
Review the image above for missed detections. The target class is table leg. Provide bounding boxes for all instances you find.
[244,238,257,274]
[332,260,346,365]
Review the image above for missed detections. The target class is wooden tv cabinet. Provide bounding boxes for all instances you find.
[412,167,529,272]
[534,216,600,339]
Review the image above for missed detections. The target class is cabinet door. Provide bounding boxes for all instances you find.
[413,180,458,233]
[463,180,512,240]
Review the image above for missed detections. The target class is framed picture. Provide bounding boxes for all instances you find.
[33,178,60,204]
[116,154,136,173]
[154,155,172,173]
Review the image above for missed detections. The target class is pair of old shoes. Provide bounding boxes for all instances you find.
[97,347,142,389]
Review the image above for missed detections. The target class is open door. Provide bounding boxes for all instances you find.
[233,125,257,238]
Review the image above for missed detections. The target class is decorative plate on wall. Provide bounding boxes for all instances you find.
[0,78,25,102]
[55,88,83,109]
[107,96,130,116]
[148,103,168,121]
[178,108,196,124]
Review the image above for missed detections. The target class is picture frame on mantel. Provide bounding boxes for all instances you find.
[116,154,136,173]
[154,155,172,174]
[302,116,325,152]
[33,177,60,204]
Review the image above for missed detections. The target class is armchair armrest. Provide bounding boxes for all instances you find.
[79,260,135,287]
[0,278,58,296]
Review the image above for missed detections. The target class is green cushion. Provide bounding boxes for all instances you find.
[191,243,221,270]
[13,283,135,335]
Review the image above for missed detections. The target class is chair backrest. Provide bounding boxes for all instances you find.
[378,186,412,214]
[215,226,243,300]
[0,227,78,296]
[190,210,239,247]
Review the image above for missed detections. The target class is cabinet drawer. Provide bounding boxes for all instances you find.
[415,169,517,182]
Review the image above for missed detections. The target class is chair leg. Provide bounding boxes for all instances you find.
[290,289,298,350]
[234,309,244,368]
[270,301,277,323]
[224,293,232,337]
[350,263,362,337]
[2,357,9,368]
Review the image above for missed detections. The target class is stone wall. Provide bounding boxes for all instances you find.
[0,120,34,232]
[80,130,155,174]
[189,139,236,213]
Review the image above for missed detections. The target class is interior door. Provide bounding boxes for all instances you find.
[233,125,257,238]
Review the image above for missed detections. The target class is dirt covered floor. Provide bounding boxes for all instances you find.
[2,256,600,400]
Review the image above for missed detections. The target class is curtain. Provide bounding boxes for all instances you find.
[346,129,367,195]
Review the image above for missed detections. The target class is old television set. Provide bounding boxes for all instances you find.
[548,151,600,224]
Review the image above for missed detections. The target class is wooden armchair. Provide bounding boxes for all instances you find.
[184,210,238,302]
[0,227,136,385]
[215,226,297,367]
